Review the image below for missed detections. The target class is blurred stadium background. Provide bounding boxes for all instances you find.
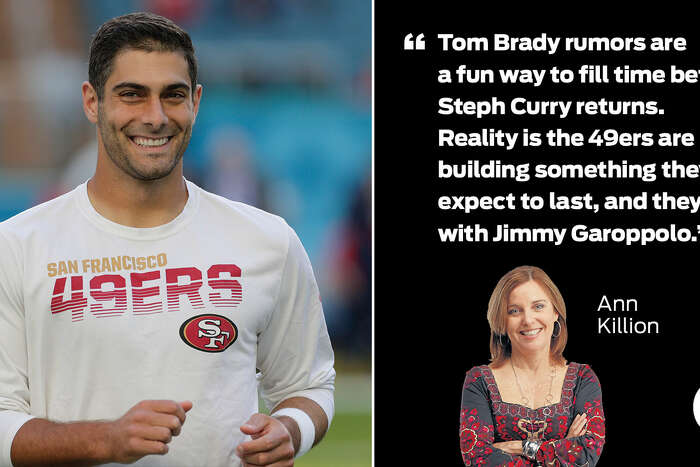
[0,0,371,465]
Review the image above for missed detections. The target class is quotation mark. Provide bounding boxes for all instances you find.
[404,33,425,50]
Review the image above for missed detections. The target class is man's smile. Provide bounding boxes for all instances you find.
[127,135,174,150]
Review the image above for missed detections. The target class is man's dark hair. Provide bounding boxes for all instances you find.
[89,12,198,100]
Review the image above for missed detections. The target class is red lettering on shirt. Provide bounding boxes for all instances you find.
[166,267,205,312]
[51,276,88,322]
[90,274,127,318]
[49,264,243,320]
[131,270,163,315]
[207,264,242,308]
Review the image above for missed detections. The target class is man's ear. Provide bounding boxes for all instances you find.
[192,84,203,124]
[82,81,99,124]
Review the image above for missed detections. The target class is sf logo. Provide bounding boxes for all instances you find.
[180,314,238,352]
[198,319,230,348]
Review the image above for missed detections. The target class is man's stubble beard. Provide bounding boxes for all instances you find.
[97,108,192,182]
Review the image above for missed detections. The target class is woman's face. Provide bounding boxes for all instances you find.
[505,280,559,357]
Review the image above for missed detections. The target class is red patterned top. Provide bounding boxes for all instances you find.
[460,362,605,466]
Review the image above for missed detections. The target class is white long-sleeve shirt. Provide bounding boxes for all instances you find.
[0,180,335,466]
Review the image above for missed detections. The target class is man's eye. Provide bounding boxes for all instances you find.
[166,92,186,99]
[120,92,140,98]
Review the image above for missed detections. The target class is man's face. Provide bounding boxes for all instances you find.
[93,49,201,181]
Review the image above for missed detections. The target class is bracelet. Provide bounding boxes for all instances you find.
[521,439,541,460]
[271,408,315,457]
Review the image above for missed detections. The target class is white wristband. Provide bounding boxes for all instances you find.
[272,408,315,458]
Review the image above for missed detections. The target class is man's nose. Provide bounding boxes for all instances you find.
[141,97,169,129]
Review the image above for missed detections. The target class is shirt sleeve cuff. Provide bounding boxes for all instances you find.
[0,411,35,467]
[279,388,335,426]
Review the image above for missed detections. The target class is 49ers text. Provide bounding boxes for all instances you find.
[50,264,242,322]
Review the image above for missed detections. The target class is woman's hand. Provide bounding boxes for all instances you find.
[493,440,523,455]
[566,413,588,439]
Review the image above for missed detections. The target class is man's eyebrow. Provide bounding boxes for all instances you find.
[111,82,191,93]
[163,83,191,93]
[112,82,147,92]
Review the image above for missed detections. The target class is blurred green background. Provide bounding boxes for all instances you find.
[297,368,371,467]
[259,362,371,466]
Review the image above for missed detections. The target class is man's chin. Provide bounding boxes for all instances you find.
[123,149,182,179]
[126,163,179,181]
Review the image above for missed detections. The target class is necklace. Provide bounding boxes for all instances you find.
[510,359,557,409]
[510,359,557,444]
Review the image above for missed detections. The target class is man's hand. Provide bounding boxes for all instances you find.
[11,399,193,466]
[106,400,193,463]
[236,413,295,467]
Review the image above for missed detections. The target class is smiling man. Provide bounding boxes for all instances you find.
[0,12,334,467]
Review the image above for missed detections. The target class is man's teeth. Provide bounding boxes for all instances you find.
[520,329,541,336]
[133,136,169,147]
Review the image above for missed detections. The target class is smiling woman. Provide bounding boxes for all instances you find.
[459,266,605,466]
